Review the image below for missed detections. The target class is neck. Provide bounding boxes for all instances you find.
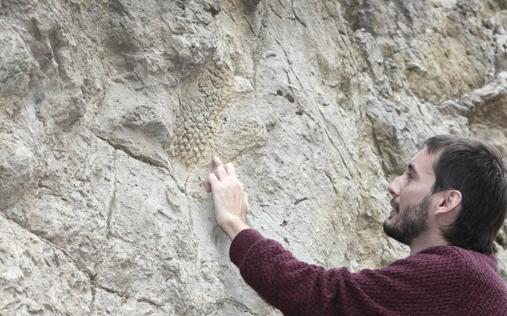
[409,229,449,255]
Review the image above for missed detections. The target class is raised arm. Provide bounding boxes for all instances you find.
[204,158,465,315]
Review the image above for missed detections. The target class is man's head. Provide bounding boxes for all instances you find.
[384,145,439,247]
[384,135,507,254]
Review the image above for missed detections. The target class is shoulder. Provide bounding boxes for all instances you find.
[447,246,507,290]
[425,247,507,301]
[355,246,471,290]
[348,246,468,291]
[390,245,501,280]
[339,246,470,314]
[386,246,469,275]
[395,245,490,269]
[444,247,507,313]
[439,246,501,280]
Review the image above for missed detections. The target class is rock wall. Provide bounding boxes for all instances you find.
[0,0,506,314]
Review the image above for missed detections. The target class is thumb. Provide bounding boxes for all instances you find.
[242,192,250,212]
[203,179,212,193]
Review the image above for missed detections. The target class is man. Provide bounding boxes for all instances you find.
[204,135,507,315]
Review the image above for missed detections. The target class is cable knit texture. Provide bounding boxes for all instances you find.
[230,229,507,316]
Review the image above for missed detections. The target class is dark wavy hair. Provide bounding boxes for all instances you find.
[424,135,507,254]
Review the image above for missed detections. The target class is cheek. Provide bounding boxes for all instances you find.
[400,184,428,208]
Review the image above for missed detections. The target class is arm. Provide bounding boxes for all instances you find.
[204,158,362,314]
[230,229,345,315]
[229,229,466,316]
[204,158,464,315]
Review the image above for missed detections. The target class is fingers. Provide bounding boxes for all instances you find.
[208,173,219,187]
[210,156,226,180]
[224,162,236,177]
[204,156,240,193]
[212,156,236,180]
[213,156,224,167]
[213,156,236,176]
[214,165,227,180]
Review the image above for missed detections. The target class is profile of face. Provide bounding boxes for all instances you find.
[383,147,437,245]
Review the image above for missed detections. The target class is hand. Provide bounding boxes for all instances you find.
[204,159,250,217]
[204,157,250,239]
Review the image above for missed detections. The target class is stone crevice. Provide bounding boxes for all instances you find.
[268,3,283,20]
[365,112,390,178]
[94,283,165,311]
[106,150,118,240]
[94,133,169,171]
[0,212,93,275]
[0,211,97,313]
[318,110,354,179]
[0,191,163,313]
[275,38,306,90]
[323,170,338,194]
[291,0,307,28]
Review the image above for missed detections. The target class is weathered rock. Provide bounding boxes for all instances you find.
[0,0,506,314]
[0,214,92,314]
[0,132,37,209]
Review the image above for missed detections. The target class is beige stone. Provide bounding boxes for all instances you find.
[0,0,506,314]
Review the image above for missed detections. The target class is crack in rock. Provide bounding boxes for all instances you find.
[95,134,169,171]
[106,151,118,240]
[95,284,165,311]
[0,212,94,276]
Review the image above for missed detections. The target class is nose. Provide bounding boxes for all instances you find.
[388,175,402,197]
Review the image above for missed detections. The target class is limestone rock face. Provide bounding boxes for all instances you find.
[0,0,506,314]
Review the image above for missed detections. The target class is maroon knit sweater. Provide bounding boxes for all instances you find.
[230,229,507,316]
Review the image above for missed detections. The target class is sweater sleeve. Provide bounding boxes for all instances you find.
[229,229,466,316]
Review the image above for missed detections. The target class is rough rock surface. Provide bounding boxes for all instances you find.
[0,0,506,314]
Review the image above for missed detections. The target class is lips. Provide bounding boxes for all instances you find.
[389,199,399,218]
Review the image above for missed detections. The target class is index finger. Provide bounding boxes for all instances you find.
[224,162,236,177]
[213,156,224,167]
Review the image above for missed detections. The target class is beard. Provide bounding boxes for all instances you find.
[383,194,432,245]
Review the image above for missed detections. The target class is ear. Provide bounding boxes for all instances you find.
[434,190,462,215]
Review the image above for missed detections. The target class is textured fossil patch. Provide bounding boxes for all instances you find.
[168,58,232,166]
